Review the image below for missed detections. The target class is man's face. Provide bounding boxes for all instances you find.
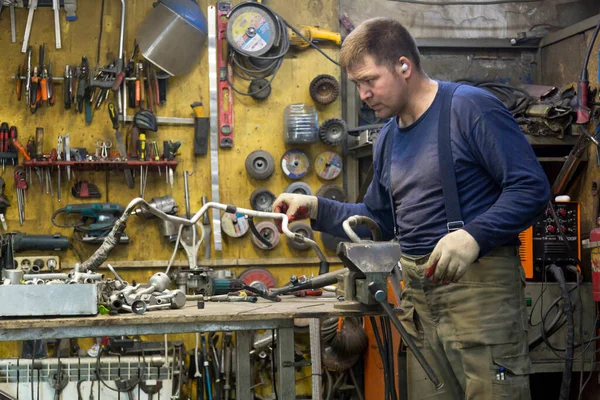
[347,55,408,119]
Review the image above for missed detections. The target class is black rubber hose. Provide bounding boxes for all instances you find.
[581,17,600,81]
[382,317,399,400]
[369,316,390,399]
[546,264,574,400]
[247,216,274,249]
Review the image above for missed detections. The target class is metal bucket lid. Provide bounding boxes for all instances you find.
[159,0,208,33]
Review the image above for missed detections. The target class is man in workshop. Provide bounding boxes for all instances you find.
[273,17,551,400]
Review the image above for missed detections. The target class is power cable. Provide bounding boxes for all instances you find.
[225,2,338,97]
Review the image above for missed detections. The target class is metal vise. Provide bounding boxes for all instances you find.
[336,241,402,306]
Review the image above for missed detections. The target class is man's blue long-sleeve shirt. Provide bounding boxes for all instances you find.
[312,82,551,257]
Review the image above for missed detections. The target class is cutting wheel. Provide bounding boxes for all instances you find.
[281,149,310,179]
[239,267,278,292]
[309,74,340,105]
[315,151,342,180]
[226,3,278,57]
[286,222,314,251]
[249,188,276,212]
[319,118,347,146]
[316,184,347,202]
[250,221,281,250]
[220,212,249,238]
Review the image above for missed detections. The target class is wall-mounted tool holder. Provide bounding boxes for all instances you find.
[14,255,60,272]
[24,158,178,171]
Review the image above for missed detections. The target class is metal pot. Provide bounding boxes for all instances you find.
[136,0,208,76]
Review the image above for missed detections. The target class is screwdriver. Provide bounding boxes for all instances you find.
[26,137,35,159]
[40,69,48,102]
[64,65,71,109]
[0,124,8,173]
[30,66,39,114]
[48,62,54,106]
[134,63,140,108]
[8,126,17,166]
[152,141,160,161]
[15,65,22,101]
[108,103,135,189]
[35,128,43,158]
[12,139,30,162]
[138,133,147,161]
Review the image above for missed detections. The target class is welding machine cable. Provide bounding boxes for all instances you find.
[546,264,574,400]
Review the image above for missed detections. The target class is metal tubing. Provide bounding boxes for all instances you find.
[277,327,296,399]
[184,171,191,219]
[23,273,69,280]
[0,356,167,368]
[369,282,443,389]
[118,0,125,58]
[235,330,252,399]
[81,198,328,271]
[309,319,322,400]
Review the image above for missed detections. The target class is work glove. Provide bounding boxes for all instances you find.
[425,229,480,283]
[272,193,318,232]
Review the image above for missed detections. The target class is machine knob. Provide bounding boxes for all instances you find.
[558,208,567,216]
[546,225,556,234]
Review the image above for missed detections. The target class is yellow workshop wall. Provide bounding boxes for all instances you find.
[0,0,343,277]
[0,1,344,395]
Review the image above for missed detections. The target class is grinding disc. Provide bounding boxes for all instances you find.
[316,184,347,202]
[249,188,276,212]
[281,149,310,179]
[284,182,313,196]
[239,267,278,291]
[245,150,275,180]
[309,74,340,105]
[220,212,249,238]
[315,151,342,180]
[250,221,281,250]
[318,118,347,146]
[226,4,278,57]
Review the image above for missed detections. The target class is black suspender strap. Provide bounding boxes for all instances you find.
[437,83,463,232]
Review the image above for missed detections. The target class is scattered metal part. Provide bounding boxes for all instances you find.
[287,222,314,251]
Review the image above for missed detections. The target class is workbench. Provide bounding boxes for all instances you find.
[0,297,373,400]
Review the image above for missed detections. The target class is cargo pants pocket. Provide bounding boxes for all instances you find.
[491,345,532,400]
[398,288,424,346]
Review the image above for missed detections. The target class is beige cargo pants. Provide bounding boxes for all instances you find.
[399,247,532,400]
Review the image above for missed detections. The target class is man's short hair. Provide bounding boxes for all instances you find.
[340,17,421,72]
